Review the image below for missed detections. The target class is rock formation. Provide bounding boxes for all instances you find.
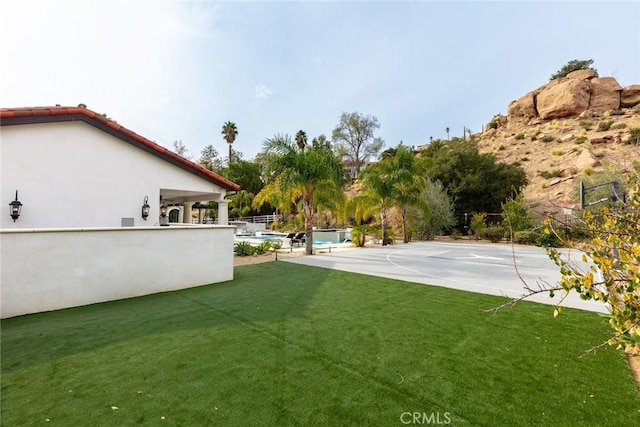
[503,71,638,129]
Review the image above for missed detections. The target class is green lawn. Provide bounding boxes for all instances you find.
[1,262,638,425]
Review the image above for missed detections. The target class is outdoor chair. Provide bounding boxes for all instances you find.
[291,232,306,246]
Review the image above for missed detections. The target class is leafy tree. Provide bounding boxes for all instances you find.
[428,138,528,218]
[410,180,456,240]
[198,145,223,172]
[172,140,190,159]
[501,193,534,234]
[332,112,384,176]
[260,134,346,255]
[549,59,598,81]
[295,130,308,151]
[470,212,487,240]
[221,121,238,163]
[225,160,264,196]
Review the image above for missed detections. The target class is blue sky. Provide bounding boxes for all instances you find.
[2,1,639,161]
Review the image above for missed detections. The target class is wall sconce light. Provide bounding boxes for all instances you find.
[9,190,23,222]
[159,200,169,226]
[141,196,150,220]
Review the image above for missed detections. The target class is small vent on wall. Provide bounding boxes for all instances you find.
[121,218,134,227]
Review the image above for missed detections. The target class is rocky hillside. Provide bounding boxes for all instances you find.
[475,70,640,217]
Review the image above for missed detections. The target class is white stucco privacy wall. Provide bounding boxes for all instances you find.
[0,121,227,229]
[0,225,235,318]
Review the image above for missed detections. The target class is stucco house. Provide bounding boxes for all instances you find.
[0,105,240,318]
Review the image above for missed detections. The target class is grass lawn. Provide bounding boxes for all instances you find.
[1,262,638,425]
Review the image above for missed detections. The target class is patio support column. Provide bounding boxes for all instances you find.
[217,199,229,225]
[183,202,192,224]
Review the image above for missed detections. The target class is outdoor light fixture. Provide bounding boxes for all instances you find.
[141,196,150,220]
[159,201,169,226]
[9,190,23,222]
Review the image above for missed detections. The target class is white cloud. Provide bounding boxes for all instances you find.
[253,85,274,99]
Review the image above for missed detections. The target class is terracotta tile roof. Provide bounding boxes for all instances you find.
[0,105,240,191]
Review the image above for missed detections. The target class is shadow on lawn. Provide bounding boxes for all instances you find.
[1,262,328,374]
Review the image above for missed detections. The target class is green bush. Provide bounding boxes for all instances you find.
[253,241,271,255]
[574,136,588,144]
[450,230,462,240]
[234,241,254,256]
[515,133,525,140]
[597,120,613,131]
[612,123,626,130]
[488,121,498,130]
[579,120,594,131]
[539,169,563,179]
[271,242,282,250]
[479,226,505,243]
[535,232,562,248]
[512,230,539,245]
[626,128,640,145]
[470,213,487,240]
[541,136,554,143]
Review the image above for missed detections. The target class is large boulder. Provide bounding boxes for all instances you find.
[566,69,597,80]
[621,85,640,107]
[507,91,537,125]
[537,79,591,120]
[575,150,600,170]
[588,77,622,113]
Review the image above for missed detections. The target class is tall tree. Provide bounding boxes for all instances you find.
[172,140,190,158]
[311,134,332,151]
[428,138,528,218]
[260,134,346,255]
[198,145,223,172]
[221,121,238,163]
[295,130,308,151]
[389,145,427,243]
[332,112,384,176]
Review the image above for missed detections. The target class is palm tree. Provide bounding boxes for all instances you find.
[260,134,346,255]
[358,160,396,246]
[221,121,238,163]
[295,130,308,151]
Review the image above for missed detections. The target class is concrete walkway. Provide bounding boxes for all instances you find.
[284,241,607,313]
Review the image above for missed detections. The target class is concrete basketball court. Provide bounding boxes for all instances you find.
[284,241,607,313]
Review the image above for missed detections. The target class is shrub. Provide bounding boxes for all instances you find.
[514,133,525,140]
[610,109,625,116]
[513,230,539,245]
[541,136,554,143]
[271,242,282,250]
[626,128,640,145]
[488,121,498,129]
[469,213,487,240]
[479,226,505,243]
[612,123,626,130]
[597,120,613,131]
[351,225,368,247]
[539,169,563,179]
[254,241,272,255]
[234,241,254,256]
[535,231,562,247]
[501,194,534,232]
[450,230,462,240]
[583,167,593,176]
[574,136,588,144]
[552,149,564,156]
[580,120,593,131]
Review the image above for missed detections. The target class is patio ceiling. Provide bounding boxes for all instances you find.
[160,189,222,204]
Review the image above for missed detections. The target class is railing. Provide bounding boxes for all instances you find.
[233,214,282,224]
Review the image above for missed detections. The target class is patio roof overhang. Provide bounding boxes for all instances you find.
[160,189,223,204]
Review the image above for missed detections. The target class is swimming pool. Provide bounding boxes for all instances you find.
[235,229,351,246]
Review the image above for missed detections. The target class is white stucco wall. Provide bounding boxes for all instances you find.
[0,225,235,318]
[0,121,226,229]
